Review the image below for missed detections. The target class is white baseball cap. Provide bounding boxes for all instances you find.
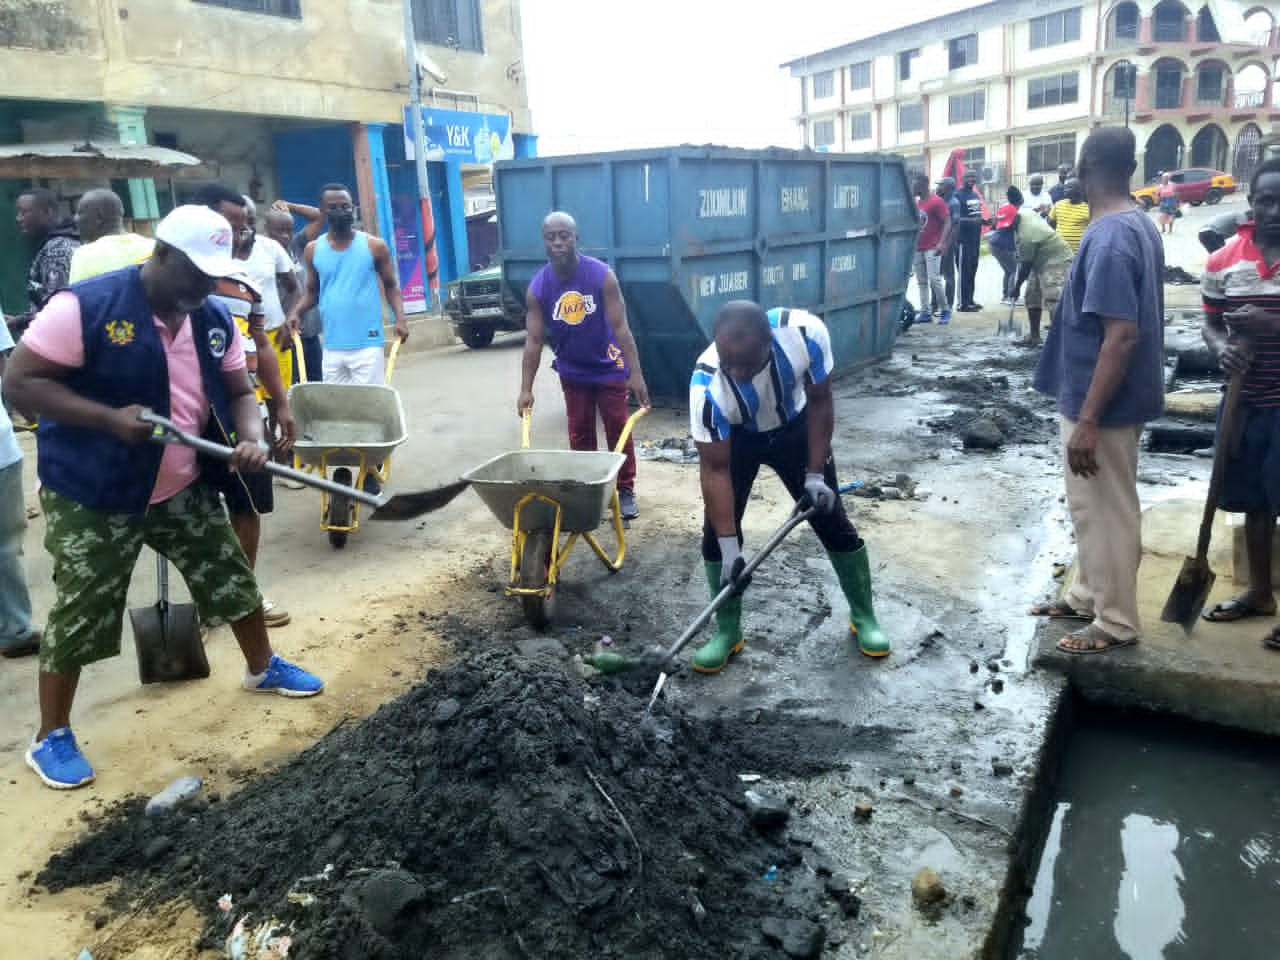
[154,205,239,278]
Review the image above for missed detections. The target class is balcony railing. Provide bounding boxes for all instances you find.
[1193,92,1225,108]
[1102,92,1134,116]
[1235,89,1265,109]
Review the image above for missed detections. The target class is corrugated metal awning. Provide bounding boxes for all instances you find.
[0,140,216,180]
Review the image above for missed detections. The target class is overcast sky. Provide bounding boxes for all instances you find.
[521,0,979,155]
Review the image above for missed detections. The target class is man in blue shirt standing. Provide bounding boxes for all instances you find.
[954,170,986,312]
[688,302,888,672]
[1029,127,1165,654]
[287,183,409,386]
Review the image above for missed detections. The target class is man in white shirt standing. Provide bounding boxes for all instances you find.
[1022,175,1054,219]
[238,197,298,394]
[0,321,39,658]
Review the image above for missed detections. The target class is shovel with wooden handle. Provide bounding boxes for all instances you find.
[1161,371,1245,632]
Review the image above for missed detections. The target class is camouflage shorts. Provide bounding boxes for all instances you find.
[39,483,261,673]
[1026,261,1069,313]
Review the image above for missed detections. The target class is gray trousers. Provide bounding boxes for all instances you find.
[913,250,945,317]
[0,458,35,648]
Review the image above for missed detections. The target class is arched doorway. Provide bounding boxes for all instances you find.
[1145,124,1185,181]
[1234,123,1263,183]
[1153,0,1189,41]
[1190,124,1228,170]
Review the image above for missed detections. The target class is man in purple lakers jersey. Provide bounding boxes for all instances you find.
[518,212,650,519]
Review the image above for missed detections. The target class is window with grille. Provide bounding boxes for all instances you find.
[193,0,300,16]
[899,102,924,133]
[1113,4,1139,40]
[1153,1,1186,42]
[813,120,836,148]
[1030,8,1081,49]
[850,112,872,140]
[849,61,871,91]
[1155,65,1183,109]
[1112,64,1137,98]
[963,147,987,167]
[949,34,978,70]
[1197,67,1223,102]
[1028,72,1079,109]
[412,0,483,51]
[948,91,985,125]
[1027,133,1077,173]
[813,71,835,99]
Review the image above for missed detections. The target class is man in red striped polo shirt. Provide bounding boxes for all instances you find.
[1200,158,1280,649]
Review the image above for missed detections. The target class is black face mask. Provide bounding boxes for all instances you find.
[327,210,354,232]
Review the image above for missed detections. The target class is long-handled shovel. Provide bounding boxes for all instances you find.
[141,412,465,520]
[1161,371,1244,631]
[645,501,817,712]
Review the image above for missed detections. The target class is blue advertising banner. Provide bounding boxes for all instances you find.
[402,107,514,164]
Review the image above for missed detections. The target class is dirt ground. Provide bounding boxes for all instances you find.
[0,198,1229,958]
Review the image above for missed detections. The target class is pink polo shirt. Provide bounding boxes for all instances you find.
[23,290,246,504]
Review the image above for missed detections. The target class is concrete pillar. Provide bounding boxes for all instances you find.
[1140,15,1152,44]
[442,161,468,283]
[1136,72,1150,111]
[351,122,394,255]
[105,105,158,220]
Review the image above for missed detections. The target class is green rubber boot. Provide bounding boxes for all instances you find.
[829,546,890,657]
[692,561,744,673]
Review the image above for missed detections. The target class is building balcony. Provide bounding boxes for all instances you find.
[1234,89,1266,109]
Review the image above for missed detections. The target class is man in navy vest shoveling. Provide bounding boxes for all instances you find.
[3,205,324,791]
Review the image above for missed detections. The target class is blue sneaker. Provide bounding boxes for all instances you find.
[914,310,932,325]
[939,310,952,325]
[26,728,95,790]
[244,654,324,698]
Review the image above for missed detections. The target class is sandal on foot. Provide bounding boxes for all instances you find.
[1028,600,1093,621]
[1055,626,1137,656]
[1262,626,1280,652]
[1202,597,1276,622]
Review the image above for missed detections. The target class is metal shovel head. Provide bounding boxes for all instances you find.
[1160,555,1216,633]
[368,479,471,522]
[130,600,209,685]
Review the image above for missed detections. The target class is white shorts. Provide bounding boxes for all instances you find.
[322,346,386,385]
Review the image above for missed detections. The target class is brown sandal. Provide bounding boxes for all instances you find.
[1028,601,1093,621]
[1055,626,1137,656]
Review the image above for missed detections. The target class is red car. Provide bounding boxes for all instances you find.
[1133,168,1237,208]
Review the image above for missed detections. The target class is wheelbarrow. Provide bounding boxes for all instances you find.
[288,341,407,548]
[463,408,646,628]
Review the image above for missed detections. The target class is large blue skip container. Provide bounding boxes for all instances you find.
[495,145,919,398]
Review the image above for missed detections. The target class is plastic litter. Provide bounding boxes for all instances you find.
[145,775,202,816]
[77,951,94,960]
[763,865,778,883]
[225,915,293,959]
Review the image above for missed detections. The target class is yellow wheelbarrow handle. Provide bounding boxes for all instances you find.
[521,409,532,449]
[292,331,307,383]
[385,338,402,385]
[613,407,648,454]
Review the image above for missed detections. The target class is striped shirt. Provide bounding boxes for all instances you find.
[689,308,834,444]
[1049,200,1091,252]
[1202,223,1280,407]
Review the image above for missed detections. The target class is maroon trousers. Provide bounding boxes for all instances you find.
[560,378,637,492]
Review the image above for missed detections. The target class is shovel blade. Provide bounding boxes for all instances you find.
[1160,555,1216,633]
[130,602,209,685]
[368,479,471,522]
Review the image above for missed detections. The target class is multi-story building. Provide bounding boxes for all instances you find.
[782,0,1277,192]
[0,0,536,314]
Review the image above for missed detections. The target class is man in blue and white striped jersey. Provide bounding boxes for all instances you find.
[688,300,888,672]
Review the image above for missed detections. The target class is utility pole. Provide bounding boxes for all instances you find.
[402,0,440,312]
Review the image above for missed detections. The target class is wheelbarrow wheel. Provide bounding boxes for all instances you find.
[519,528,556,629]
[327,467,352,549]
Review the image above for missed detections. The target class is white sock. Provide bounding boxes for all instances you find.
[245,667,268,686]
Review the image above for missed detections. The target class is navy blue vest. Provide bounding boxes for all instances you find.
[36,266,239,514]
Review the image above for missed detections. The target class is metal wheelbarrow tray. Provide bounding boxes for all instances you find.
[289,383,407,468]
[463,448,624,534]
[288,382,408,547]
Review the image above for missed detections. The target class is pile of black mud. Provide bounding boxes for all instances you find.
[926,373,1053,447]
[41,652,860,959]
